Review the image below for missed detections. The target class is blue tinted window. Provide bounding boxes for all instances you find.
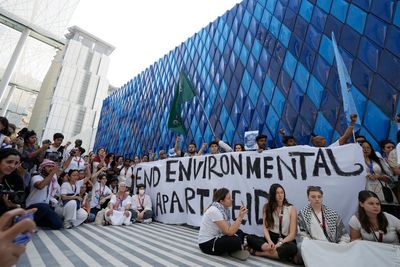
[319,34,334,65]
[270,16,282,38]
[365,14,389,47]
[346,4,367,34]
[279,24,291,47]
[358,37,380,71]
[300,0,314,22]
[364,101,390,141]
[330,0,349,23]
[294,62,310,93]
[263,75,275,102]
[307,75,324,108]
[394,3,400,28]
[266,0,277,13]
[266,107,280,135]
[316,0,332,13]
[283,51,297,78]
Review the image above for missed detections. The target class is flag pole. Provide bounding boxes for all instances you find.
[195,95,217,139]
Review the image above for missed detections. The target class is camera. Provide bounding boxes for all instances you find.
[69,149,76,156]
[0,190,25,196]
[42,139,51,145]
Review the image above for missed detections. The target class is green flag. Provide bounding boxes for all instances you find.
[167,71,196,135]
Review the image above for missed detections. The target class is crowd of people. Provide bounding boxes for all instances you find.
[0,113,400,265]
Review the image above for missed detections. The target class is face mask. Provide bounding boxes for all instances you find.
[139,189,145,196]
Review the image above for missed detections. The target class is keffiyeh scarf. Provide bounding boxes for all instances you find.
[298,204,347,243]
[211,202,231,224]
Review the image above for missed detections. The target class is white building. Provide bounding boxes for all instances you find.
[0,0,79,128]
[29,26,115,150]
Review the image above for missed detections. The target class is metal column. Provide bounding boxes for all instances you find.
[1,84,16,116]
[0,27,30,105]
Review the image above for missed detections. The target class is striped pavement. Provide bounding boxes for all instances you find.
[17,222,294,267]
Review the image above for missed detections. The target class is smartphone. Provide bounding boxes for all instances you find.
[240,201,247,224]
[13,212,34,245]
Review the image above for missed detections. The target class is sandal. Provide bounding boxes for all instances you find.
[245,246,256,256]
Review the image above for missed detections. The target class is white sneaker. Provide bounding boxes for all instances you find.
[63,221,72,229]
[123,221,132,226]
[142,218,152,224]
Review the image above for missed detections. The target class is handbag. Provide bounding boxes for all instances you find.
[94,209,106,225]
[378,180,394,203]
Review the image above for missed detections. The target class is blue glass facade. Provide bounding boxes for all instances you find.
[95,0,400,157]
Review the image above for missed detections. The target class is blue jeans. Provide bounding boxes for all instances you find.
[27,203,63,229]
[89,207,101,222]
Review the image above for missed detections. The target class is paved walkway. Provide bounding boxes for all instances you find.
[17,222,293,266]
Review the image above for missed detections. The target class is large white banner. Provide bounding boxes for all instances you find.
[133,144,366,235]
[301,239,400,267]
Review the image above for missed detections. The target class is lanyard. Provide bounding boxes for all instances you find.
[46,177,55,199]
[311,208,332,242]
[97,184,105,199]
[46,180,50,198]
[138,195,145,209]
[70,183,76,194]
[74,157,82,168]
[371,227,383,242]
[278,207,284,238]
[367,161,374,175]
[116,194,124,208]
[4,178,12,190]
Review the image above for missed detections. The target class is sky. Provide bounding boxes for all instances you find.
[68,0,242,87]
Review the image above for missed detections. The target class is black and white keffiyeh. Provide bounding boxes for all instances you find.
[298,204,348,243]
[211,202,231,223]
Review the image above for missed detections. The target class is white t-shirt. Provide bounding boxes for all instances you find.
[131,194,152,211]
[65,156,86,172]
[60,179,84,196]
[118,166,133,187]
[26,174,55,207]
[90,182,112,208]
[109,194,131,212]
[198,206,225,244]
[349,212,400,244]
[310,211,328,241]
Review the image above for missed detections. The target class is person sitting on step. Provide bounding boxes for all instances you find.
[198,188,250,261]
[131,183,153,223]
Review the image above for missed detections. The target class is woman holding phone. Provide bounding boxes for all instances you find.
[198,188,250,261]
